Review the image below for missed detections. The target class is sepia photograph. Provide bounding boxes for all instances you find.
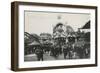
[24,11,91,61]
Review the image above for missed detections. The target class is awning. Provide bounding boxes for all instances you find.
[28,41,40,46]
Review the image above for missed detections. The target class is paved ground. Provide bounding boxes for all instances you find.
[24,53,70,61]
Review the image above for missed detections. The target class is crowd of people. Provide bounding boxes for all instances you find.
[27,42,90,61]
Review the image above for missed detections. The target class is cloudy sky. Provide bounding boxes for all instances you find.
[25,11,90,35]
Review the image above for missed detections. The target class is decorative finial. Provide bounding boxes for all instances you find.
[57,15,61,20]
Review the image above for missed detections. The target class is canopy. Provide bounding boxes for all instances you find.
[28,41,40,46]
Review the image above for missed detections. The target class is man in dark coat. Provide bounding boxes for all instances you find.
[76,45,84,59]
[35,48,44,61]
[50,46,55,56]
[63,45,68,59]
[68,44,73,59]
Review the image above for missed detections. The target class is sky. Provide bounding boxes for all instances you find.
[25,11,90,35]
